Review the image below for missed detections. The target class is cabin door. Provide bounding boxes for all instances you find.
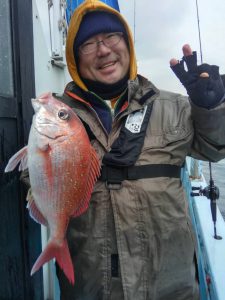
[0,0,43,299]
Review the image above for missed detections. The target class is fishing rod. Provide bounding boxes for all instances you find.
[192,0,222,240]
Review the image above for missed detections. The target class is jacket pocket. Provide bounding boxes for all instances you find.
[143,126,192,149]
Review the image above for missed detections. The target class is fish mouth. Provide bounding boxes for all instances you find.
[34,124,65,141]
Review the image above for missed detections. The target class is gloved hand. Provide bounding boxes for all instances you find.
[170,44,225,109]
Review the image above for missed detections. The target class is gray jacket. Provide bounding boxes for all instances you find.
[56,75,225,300]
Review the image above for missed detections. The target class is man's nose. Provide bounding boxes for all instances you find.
[96,41,111,56]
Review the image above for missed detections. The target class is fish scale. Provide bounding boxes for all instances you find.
[5,92,101,284]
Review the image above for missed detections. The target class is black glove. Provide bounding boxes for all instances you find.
[171,51,225,109]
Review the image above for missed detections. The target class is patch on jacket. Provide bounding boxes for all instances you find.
[125,105,148,133]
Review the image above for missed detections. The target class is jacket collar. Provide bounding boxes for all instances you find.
[64,74,159,113]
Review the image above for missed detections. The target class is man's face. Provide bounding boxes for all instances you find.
[78,32,130,84]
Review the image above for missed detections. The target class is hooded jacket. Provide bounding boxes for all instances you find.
[66,0,137,91]
[54,1,225,299]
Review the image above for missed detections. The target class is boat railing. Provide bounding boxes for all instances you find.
[184,157,225,300]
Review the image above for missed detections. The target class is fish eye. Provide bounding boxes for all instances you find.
[58,109,70,120]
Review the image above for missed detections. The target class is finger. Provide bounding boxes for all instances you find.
[169,58,179,67]
[170,60,189,84]
[182,44,193,57]
[200,72,209,78]
[183,51,197,72]
[210,65,220,79]
[208,65,220,81]
[198,63,211,73]
[198,63,217,79]
[221,74,225,86]
[170,44,193,67]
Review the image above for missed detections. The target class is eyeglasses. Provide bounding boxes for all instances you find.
[79,32,124,55]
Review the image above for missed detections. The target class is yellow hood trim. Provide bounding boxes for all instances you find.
[66,0,137,91]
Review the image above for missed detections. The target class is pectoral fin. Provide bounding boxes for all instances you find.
[5,146,28,172]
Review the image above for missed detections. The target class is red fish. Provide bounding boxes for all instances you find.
[5,92,100,284]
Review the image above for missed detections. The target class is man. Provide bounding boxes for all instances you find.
[55,0,225,299]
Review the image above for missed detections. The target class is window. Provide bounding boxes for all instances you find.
[0,0,14,96]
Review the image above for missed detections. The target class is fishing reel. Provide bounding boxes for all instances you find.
[191,179,222,240]
[191,181,219,200]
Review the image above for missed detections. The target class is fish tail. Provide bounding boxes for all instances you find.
[31,239,75,284]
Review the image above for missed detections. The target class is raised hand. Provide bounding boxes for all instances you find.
[170,44,225,109]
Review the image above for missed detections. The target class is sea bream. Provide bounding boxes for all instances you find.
[5,92,101,284]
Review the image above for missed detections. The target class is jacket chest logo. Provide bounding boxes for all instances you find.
[125,106,148,133]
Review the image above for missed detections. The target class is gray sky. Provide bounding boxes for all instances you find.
[119,0,225,95]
